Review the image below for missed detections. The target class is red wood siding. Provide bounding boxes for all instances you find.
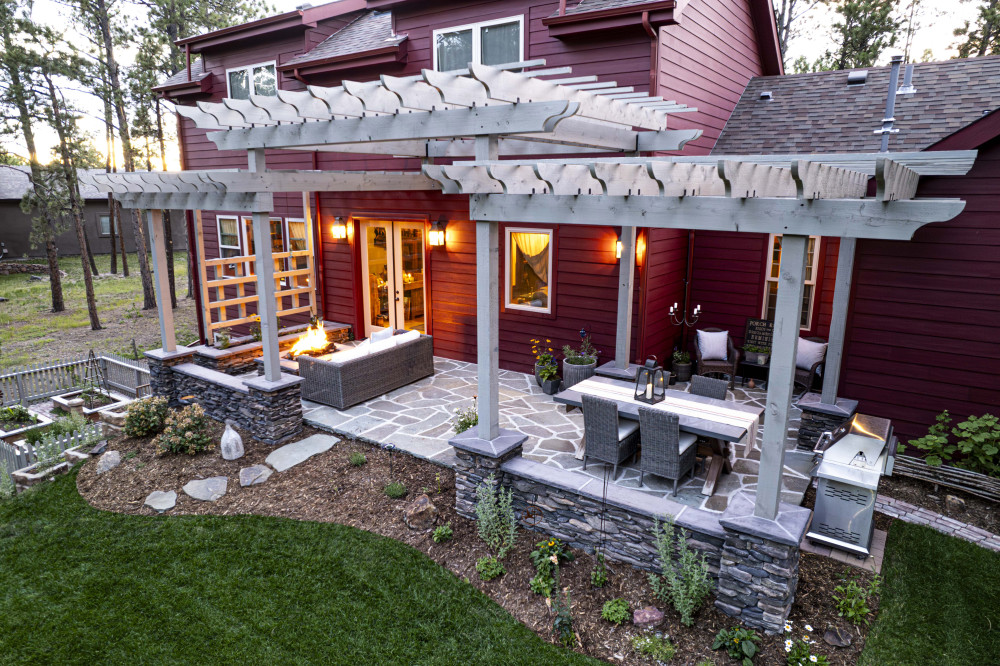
[638,228,688,363]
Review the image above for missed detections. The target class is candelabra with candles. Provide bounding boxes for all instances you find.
[668,302,701,327]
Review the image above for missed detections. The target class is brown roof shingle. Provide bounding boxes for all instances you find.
[154,58,208,91]
[713,56,1000,155]
[554,0,667,16]
[284,10,405,68]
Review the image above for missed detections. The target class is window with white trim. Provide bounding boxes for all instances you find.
[98,213,116,236]
[433,16,524,72]
[505,227,552,313]
[286,218,311,288]
[761,234,820,330]
[226,61,277,100]
[217,215,242,277]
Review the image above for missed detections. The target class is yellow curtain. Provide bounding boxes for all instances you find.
[511,232,550,284]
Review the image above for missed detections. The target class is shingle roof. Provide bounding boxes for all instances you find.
[713,56,1000,155]
[1,166,116,201]
[284,10,405,68]
[554,0,663,16]
[154,58,208,91]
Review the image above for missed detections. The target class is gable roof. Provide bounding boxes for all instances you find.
[154,58,208,92]
[1,166,117,201]
[713,55,1000,155]
[283,9,405,69]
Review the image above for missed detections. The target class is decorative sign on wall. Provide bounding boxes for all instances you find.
[744,318,774,350]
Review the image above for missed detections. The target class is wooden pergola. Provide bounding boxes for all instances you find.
[84,61,975,522]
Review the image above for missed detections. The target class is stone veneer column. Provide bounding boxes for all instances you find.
[716,491,812,634]
[243,374,305,446]
[144,347,195,406]
[795,393,859,451]
[449,428,528,518]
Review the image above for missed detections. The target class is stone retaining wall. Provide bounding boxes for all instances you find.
[0,262,49,275]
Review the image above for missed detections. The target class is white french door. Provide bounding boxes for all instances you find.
[359,219,427,337]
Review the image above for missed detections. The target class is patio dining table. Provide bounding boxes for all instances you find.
[553,376,763,496]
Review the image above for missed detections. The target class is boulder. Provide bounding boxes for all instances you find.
[823,626,852,648]
[240,465,273,487]
[404,494,439,530]
[183,476,228,501]
[96,450,121,474]
[220,421,245,461]
[89,440,108,456]
[144,490,177,513]
[633,606,664,630]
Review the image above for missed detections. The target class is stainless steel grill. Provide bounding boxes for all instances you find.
[806,414,896,557]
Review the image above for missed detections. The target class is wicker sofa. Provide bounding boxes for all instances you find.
[297,332,434,409]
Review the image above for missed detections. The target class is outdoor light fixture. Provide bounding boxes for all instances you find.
[429,219,446,247]
[331,217,348,239]
[615,233,623,259]
[634,358,666,404]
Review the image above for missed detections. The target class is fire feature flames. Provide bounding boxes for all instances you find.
[289,322,331,357]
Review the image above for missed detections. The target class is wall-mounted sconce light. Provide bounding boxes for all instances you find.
[428,218,446,247]
[331,217,348,239]
[615,232,623,260]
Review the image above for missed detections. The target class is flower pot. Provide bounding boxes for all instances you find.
[744,350,770,365]
[757,355,769,366]
[541,378,562,395]
[562,358,597,389]
[672,361,692,383]
[534,363,544,386]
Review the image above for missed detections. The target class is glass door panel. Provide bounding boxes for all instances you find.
[395,223,426,333]
[361,221,393,336]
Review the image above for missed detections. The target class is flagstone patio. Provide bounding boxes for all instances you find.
[303,357,814,513]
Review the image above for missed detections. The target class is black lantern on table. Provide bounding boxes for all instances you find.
[634,358,666,404]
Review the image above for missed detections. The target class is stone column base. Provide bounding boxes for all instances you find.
[449,429,527,519]
[795,393,858,451]
[244,375,304,446]
[144,347,196,406]
[716,491,812,634]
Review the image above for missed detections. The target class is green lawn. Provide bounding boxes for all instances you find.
[0,470,597,665]
[860,521,1000,665]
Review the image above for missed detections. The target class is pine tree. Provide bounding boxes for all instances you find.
[955,0,1000,57]
[830,0,902,70]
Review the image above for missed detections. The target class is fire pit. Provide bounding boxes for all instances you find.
[286,321,339,359]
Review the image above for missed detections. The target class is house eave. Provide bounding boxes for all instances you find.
[542,1,676,37]
[279,40,409,77]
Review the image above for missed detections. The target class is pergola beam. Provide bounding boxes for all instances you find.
[117,192,272,212]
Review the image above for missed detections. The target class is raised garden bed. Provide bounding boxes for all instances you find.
[11,459,72,493]
[0,406,53,443]
[52,388,131,417]
[77,425,874,664]
[893,454,1000,502]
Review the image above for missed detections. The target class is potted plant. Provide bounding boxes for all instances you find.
[672,349,692,383]
[744,345,771,365]
[531,338,556,386]
[538,362,561,395]
[562,331,599,389]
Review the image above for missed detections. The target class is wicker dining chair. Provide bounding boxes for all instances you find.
[638,407,698,495]
[694,327,740,390]
[689,375,730,401]
[582,394,640,480]
[794,336,828,391]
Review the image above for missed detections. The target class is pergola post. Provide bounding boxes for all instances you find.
[145,208,176,352]
[475,135,500,441]
[821,238,856,404]
[756,234,808,520]
[248,148,282,382]
[615,226,636,371]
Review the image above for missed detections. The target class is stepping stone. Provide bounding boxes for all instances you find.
[240,465,273,487]
[96,451,121,474]
[183,476,228,501]
[144,490,176,513]
[265,434,336,472]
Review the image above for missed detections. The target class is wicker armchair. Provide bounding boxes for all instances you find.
[689,375,730,401]
[638,407,698,495]
[794,336,827,391]
[582,394,640,480]
[694,328,740,390]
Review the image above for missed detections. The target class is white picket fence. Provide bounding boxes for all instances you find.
[0,423,103,476]
[0,353,150,407]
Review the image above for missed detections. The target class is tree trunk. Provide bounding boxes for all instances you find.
[84,228,100,276]
[107,193,117,273]
[115,199,129,275]
[93,0,155,309]
[44,236,64,313]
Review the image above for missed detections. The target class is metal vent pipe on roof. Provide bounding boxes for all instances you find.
[847,70,868,85]
[875,55,905,152]
[897,63,916,95]
[759,90,773,101]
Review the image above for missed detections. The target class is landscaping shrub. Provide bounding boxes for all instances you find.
[432,523,453,544]
[49,413,88,439]
[712,626,760,665]
[600,598,629,625]
[476,555,505,581]
[908,410,1000,477]
[648,516,714,627]
[349,452,367,467]
[383,482,407,499]
[0,471,14,499]
[631,633,675,661]
[474,473,517,560]
[452,399,478,434]
[590,552,608,588]
[833,573,881,625]
[124,397,169,438]
[154,404,214,456]
[32,435,65,473]
[529,538,574,597]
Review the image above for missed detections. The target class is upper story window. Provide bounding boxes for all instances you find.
[434,16,524,72]
[762,234,820,330]
[226,62,277,100]
[98,213,117,237]
[506,227,552,313]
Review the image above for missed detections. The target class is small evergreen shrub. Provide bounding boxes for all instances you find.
[124,396,169,438]
[631,633,675,661]
[383,482,407,499]
[476,555,505,581]
[648,516,714,627]
[600,598,630,625]
[349,452,367,467]
[154,404,214,456]
[432,522,453,543]
[712,626,761,665]
[474,473,517,559]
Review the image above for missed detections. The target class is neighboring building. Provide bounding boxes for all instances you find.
[707,57,1000,437]
[155,0,781,369]
[0,166,188,258]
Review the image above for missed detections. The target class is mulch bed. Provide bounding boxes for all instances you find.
[78,424,873,665]
[878,474,999,536]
